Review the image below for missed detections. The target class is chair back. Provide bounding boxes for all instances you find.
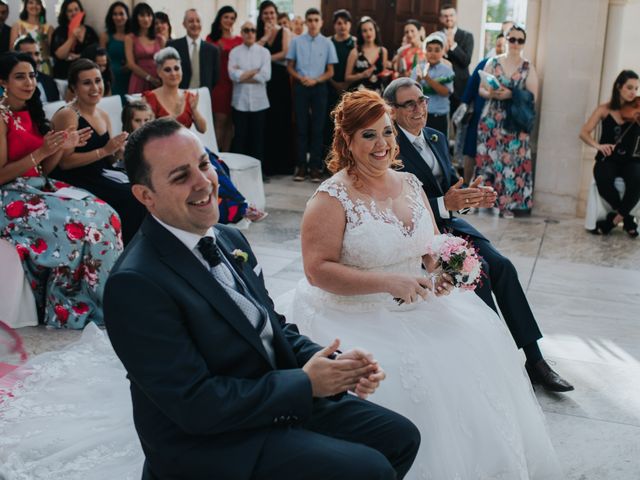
[43,96,124,135]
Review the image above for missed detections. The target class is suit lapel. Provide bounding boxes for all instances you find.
[143,218,273,365]
[215,228,298,368]
[397,126,443,195]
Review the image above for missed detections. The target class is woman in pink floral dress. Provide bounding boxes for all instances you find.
[475,25,539,217]
[0,53,122,329]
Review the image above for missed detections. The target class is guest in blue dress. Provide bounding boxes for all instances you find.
[99,1,131,96]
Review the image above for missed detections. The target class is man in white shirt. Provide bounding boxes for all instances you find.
[228,21,271,163]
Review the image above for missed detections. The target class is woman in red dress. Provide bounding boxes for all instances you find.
[0,53,122,329]
[206,6,242,152]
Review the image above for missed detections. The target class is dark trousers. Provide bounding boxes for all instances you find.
[593,160,640,216]
[294,82,328,170]
[252,395,420,480]
[444,220,543,348]
[231,108,267,162]
[426,112,449,139]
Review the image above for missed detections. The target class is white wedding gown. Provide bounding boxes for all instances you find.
[282,174,563,479]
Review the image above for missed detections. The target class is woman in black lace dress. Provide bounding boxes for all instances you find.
[51,60,145,244]
[345,17,388,95]
[257,1,294,176]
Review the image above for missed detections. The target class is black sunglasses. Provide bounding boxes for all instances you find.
[507,37,525,45]
[242,27,257,33]
[162,65,181,73]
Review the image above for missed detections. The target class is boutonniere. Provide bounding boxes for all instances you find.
[232,249,249,265]
[430,133,438,143]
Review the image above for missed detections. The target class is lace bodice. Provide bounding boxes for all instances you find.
[301,172,434,311]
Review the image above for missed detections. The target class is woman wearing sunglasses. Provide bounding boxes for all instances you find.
[475,24,539,218]
[142,46,207,133]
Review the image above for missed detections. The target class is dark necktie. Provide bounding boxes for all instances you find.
[197,236,222,268]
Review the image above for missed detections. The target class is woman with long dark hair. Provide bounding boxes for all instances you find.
[50,0,98,80]
[124,2,165,94]
[99,1,130,96]
[51,59,145,245]
[345,16,388,94]
[206,5,242,152]
[9,0,53,75]
[0,52,121,328]
[580,69,640,236]
[154,11,172,43]
[257,0,294,176]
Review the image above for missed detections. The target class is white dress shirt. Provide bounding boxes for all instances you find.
[228,42,271,112]
[399,126,450,219]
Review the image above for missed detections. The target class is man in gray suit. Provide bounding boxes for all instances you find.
[168,9,219,91]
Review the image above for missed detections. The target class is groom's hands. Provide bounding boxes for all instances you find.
[303,339,382,399]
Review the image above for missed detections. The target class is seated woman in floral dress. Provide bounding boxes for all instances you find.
[0,53,122,329]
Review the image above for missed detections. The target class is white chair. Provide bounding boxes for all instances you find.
[0,239,37,329]
[584,177,640,230]
[193,88,266,211]
[44,96,123,133]
[53,78,68,102]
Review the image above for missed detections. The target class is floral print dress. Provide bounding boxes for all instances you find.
[475,57,533,213]
[0,107,123,329]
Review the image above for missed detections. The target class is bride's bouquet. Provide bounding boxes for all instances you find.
[427,234,483,291]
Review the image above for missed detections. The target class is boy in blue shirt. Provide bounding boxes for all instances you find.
[421,32,455,137]
[286,8,338,182]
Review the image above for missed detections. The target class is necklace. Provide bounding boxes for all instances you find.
[0,101,27,133]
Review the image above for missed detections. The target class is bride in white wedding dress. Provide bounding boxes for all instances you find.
[283,90,562,479]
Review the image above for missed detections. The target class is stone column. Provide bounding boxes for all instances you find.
[531,0,610,216]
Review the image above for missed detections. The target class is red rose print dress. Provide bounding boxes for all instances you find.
[475,58,533,214]
[0,107,123,329]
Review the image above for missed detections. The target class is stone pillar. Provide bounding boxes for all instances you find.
[531,0,610,216]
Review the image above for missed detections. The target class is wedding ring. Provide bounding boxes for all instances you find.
[465,198,469,204]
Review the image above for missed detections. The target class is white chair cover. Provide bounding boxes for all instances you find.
[0,239,37,329]
[584,178,640,230]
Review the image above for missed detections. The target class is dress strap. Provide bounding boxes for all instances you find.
[314,179,362,227]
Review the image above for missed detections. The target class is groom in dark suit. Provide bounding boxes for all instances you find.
[168,9,219,91]
[104,118,419,480]
[384,78,574,393]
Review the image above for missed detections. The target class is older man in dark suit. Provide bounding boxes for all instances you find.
[104,118,419,480]
[439,4,473,112]
[168,9,219,91]
[384,78,574,393]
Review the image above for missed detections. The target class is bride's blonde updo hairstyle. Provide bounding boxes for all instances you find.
[326,89,402,175]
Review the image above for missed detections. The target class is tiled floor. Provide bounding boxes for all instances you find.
[18,176,640,479]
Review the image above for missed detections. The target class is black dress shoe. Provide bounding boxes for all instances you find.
[525,359,574,392]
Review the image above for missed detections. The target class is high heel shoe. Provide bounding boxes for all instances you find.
[595,211,617,235]
[623,215,639,238]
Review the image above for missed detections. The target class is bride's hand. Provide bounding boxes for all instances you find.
[434,273,455,296]
[386,274,432,304]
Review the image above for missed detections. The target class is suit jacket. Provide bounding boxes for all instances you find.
[445,28,474,98]
[104,217,322,479]
[168,36,220,90]
[396,125,485,240]
[37,72,60,103]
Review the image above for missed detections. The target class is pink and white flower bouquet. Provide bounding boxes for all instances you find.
[427,234,484,291]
